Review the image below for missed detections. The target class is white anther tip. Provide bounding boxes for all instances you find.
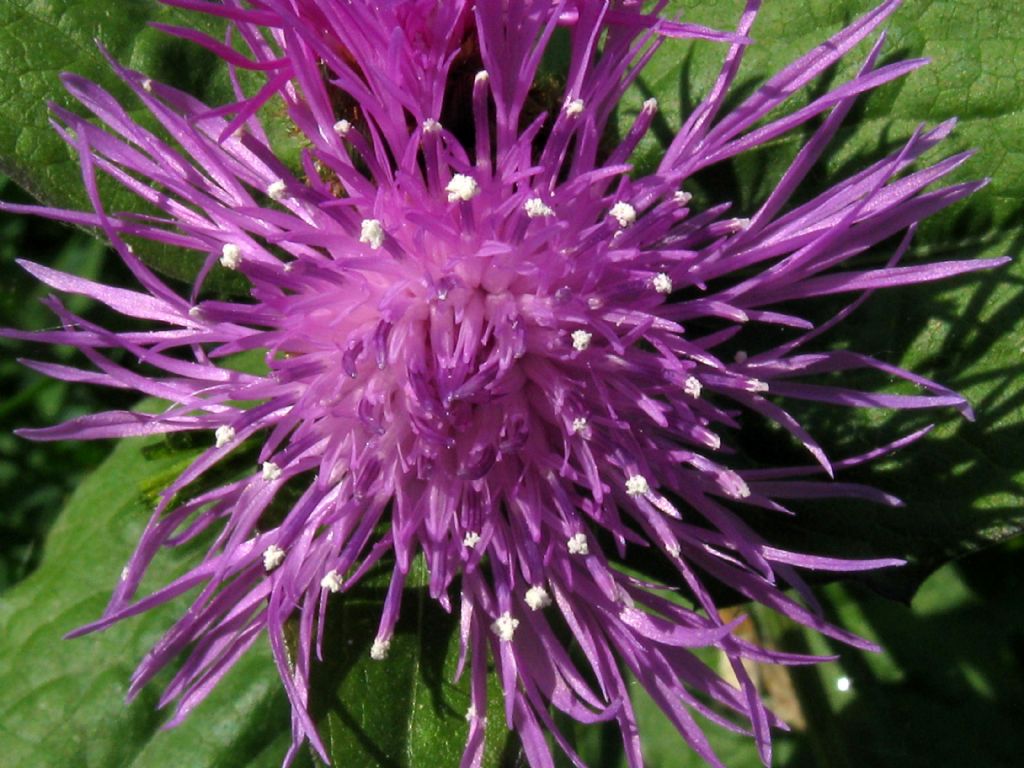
[625,474,650,497]
[524,197,555,218]
[570,329,593,351]
[214,425,236,448]
[564,98,585,117]
[219,243,242,270]
[491,612,520,641]
[359,218,385,250]
[370,638,391,660]
[320,570,343,592]
[262,545,285,571]
[609,201,637,229]
[525,586,552,611]
[567,532,589,555]
[446,173,479,202]
[267,179,287,201]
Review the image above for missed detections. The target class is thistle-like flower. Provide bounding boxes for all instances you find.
[2,1,1007,766]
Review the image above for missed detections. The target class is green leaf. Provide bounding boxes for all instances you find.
[0,436,309,768]
[569,541,1024,768]
[0,177,113,590]
[311,560,513,768]
[0,0,229,283]
[616,0,1024,600]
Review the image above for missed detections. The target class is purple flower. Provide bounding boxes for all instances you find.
[2,0,1007,766]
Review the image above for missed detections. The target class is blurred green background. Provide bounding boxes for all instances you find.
[0,176,123,591]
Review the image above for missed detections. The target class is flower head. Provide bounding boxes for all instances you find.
[2,1,1007,766]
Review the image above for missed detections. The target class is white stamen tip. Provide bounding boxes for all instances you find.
[666,542,681,559]
[729,217,751,232]
[684,376,702,399]
[267,179,287,201]
[141,78,153,93]
[320,570,343,593]
[370,638,391,660]
[705,432,722,451]
[491,612,520,642]
[674,190,692,206]
[642,97,658,114]
[524,197,555,218]
[465,705,477,722]
[446,173,479,202]
[188,306,202,318]
[746,378,769,393]
[571,417,588,435]
[625,474,650,497]
[214,425,236,448]
[652,272,673,294]
[474,70,489,84]
[609,201,637,228]
[333,119,352,136]
[525,586,552,611]
[463,531,482,549]
[359,218,385,250]
[837,676,852,693]
[564,98,585,117]
[261,461,282,482]
[219,243,242,270]
[422,118,442,134]
[262,545,285,571]
[120,566,129,581]
[570,329,593,351]
[567,532,589,555]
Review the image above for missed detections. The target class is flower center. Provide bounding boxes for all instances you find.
[389,272,543,481]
